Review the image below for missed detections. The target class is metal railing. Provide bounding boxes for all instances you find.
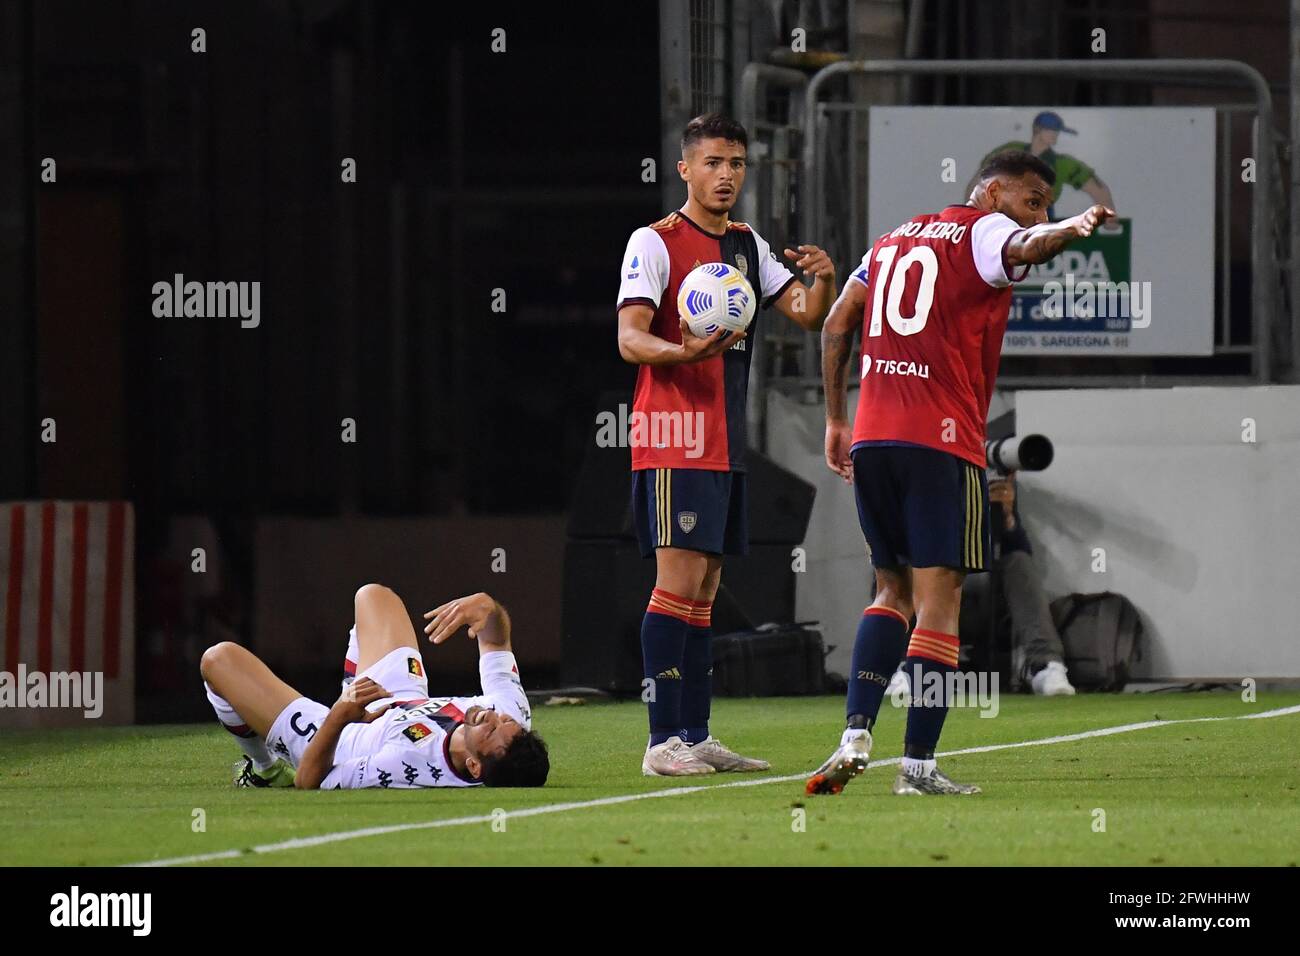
[739,63,808,450]
[795,59,1282,387]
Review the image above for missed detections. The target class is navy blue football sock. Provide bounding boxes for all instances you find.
[642,588,692,746]
[846,606,910,730]
[903,628,961,754]
[680,600,713,743]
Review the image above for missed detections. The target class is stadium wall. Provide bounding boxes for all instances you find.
[767,386,1300,682]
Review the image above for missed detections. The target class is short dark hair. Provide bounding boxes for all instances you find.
[681,113,748,154]
[479,729,550,787]
[978,149,1056,188]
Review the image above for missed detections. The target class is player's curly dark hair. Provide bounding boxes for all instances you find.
[681,112,749,154]
[479,729,550,787]
[979,149,1056,188]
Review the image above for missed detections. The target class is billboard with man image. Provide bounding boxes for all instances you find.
[868,107,1216,356]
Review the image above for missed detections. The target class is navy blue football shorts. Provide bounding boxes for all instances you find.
[632,467,749,557]
[850,442,990,573]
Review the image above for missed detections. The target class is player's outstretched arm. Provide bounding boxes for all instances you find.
[821,280,867,482]
[294,678,393,789]
[774,244,837,331]
[1005,204,1116,267]
[424,592,513,655]
[617,303,743,365]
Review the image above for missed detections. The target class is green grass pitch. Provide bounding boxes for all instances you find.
[1,691,1297,866]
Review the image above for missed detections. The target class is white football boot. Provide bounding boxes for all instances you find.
[805,728,873,795]
[642,735,716,776]
[892,765,981,795]
[687,736,770,772]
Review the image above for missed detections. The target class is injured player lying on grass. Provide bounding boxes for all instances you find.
[200,585,549,789]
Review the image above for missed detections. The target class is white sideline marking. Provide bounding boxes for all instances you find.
[128,703,1300,867]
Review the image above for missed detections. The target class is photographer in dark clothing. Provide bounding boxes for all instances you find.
[988,473,1075,695]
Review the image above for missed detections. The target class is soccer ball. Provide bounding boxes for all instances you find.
[676,262,757,338]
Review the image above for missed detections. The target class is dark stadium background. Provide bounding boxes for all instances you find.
[2,1,662,717]
[1,0,1289,720]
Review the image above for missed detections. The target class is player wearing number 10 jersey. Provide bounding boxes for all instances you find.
[807,150,1115,797]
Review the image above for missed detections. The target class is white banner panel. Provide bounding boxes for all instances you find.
[1015,386,1300,679]
[866,107,1216,356]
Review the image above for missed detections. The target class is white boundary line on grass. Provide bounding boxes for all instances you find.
[128,703,1300,867]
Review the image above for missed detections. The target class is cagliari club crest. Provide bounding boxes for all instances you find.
[678,511,697,533]
[734,253,748,274]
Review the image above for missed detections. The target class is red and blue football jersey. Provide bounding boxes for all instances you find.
[849,205,1029,468]
[616,210,796,472]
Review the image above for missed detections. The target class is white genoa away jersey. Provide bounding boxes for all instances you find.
[322,651,531,790]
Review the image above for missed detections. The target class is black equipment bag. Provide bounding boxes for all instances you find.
[1048,591,1145,691]
[712,624,826,697]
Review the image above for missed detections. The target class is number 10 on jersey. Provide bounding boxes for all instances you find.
[867,245,938,338]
